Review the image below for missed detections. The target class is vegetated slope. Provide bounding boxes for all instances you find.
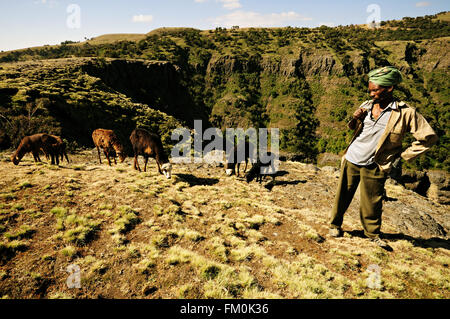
[0,151,448,299]
[0,58,185,153]
[0,12,449,170]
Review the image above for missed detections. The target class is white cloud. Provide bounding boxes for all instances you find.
[211,10,312,28]
[219,0,242,10]
[132,14,154,23]
[194,0,242,10]
[415,2,431,7]
[34,0,58,7]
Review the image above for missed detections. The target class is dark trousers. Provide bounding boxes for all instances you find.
[329,158,387,238]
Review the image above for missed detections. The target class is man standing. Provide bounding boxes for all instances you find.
[328,66,438,248]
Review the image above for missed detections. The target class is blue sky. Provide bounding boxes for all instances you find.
[0,0,448,52]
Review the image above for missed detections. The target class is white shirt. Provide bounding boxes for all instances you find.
[345,101,397,166]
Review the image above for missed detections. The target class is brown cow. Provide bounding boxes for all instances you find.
[129,128,172,179]
[225,140,253,177]
[245,152,277,184]
[92,129,126,166]
[11,133,61,165]
[42,135,69,163]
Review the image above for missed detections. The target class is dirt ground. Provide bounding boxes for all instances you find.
[0,149,448,299]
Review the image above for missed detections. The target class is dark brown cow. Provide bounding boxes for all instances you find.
[245,152,277,184]
[42,135,69,163]
[129,128,172,179]
[225,140,253,177]
[11,133,61,165]
[92,129,126,166]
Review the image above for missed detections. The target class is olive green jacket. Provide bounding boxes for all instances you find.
[345,100,438,172]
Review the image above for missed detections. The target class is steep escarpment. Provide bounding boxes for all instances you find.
[80,59,209,124]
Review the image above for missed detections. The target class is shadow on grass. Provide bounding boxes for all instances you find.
[264,178,307,191]
[346,230,449,251]
[383,195,398,202]
[275,179,307,186]
[175,174,220,186]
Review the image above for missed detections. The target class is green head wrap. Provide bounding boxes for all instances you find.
[368,66,403,87]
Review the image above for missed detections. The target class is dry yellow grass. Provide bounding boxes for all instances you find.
[0,149,448,298]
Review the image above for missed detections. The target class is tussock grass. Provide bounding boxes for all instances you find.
[109,206,140,237]
[0,193,17,201]
[168,228,205,242]
[4,225,35,240]
[51,206,101,246]
[0,240,29,262]
[268,259,346,298]
[176,284,195,298]
[435,255,450,267]
[17,181,33,190]
[11,203,24,211]
[72,165,85,171]
[305,229,325,243]
[229,244,267,262]
[50,207,68,218]
[203,266,260,298]
[48,292,73,299]
[165,244,267,298]
[29,272,42,281]
[90,260,109,275]
[207,237,229,262]
[98,203,114,210]
[243,214,265,230]
[63,223,100,245]
[166,246,195,265]
[41,254,55,261]
[60,245,77,258]
[23,208,41,218]
[134,258,156,274]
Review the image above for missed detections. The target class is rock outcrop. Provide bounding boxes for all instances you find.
[426,170,450,205]
[298,50,344,77]
[392,169,450,205]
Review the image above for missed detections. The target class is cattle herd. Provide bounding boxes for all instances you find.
[11,133,69,166]
[10,128,172,179]
[10,128,277,183]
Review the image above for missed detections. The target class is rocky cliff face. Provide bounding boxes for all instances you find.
[206,53,262,76]
[298,50,344,77]
[81,59,209,125]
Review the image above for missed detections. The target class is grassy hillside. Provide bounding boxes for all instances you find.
[0,151,448,298]
[0,13,449,170]
[0,58,184,153]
